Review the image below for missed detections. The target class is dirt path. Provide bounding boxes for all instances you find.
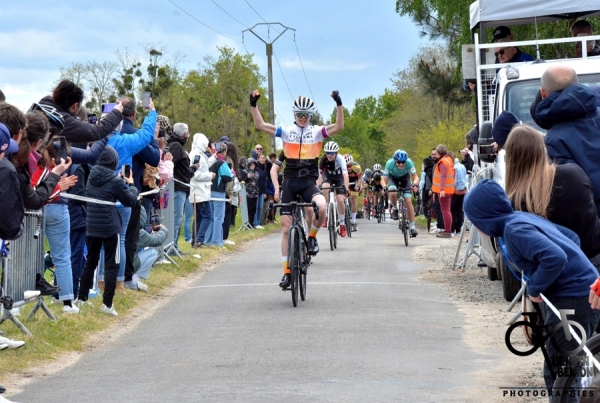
[415,235,546,402]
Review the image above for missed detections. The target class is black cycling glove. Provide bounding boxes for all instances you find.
[250,92,260,107]
[331,90,342,106]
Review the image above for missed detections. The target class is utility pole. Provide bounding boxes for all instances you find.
[243,23,295,154]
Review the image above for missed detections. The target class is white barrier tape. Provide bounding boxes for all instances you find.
[60,188,160,206]
[173,178,230,202]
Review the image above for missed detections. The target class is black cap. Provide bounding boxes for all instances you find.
[493,26,512,42]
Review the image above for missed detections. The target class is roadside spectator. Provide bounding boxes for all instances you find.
[244,158,259,227]
[238,156,248,182]
[505,125,600,271]
[188,133,216,248]
[494,37,534,64]
[464,179,600,395]
[0,122,24,240]
[429,148,444,234]
[230,167,241,230]
[77,146,138,316]
[222,142,239,245]
[119,96,160,293]
[140,123,172,223]
[451,152,467,235]
[39,79,123,143]
[492,111,520,152]
[264,152,277,223]
[534,65,600,218]
[254,153,268,229]
[0,89,5,102]
[106,99,157,291]
[460,148,474,173]
[205,142,233,248]
[251,143,263,160]
[219,135,230,143]
[167,122,193,253]
[432,144,454,238]
[570,20,600,57]
[130,206,169,292]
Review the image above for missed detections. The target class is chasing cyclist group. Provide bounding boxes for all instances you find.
[250,90,462,289]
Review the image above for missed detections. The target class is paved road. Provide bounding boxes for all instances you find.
[12,218,488,402]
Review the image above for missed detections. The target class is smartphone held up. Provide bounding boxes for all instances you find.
[142,92,152,109]
[121,164,131,179]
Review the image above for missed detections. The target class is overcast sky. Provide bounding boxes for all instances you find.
[1,0,429,126]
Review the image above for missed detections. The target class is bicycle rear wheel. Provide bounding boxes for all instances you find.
[402,202,409,246]
[345,199,352,238]
[551,333,600,402]
[288,227,299,307]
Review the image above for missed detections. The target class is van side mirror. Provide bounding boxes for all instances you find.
[477,122,497,163]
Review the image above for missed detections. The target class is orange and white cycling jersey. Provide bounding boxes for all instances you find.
[275,124,329,179]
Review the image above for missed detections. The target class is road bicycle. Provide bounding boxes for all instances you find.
[272,199,318,307]
[375,191,386,223]
[319,185,346,250]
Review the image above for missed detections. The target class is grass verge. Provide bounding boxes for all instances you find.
[0,216,279,383]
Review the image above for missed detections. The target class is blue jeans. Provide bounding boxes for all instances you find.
[45,204,74,301]
[173,191,187,249]
[183,198,194,242]
[135,248,158,280]
[192,201,213,244]
[97,205,130,282]
[541,296,600,399]
[205,191,226,247]
[254,193,264,226]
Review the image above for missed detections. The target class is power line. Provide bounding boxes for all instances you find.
[273,51,294,101]
[275,105,288,127]
[167,0,240,42]
[211,0,248,28]
[293,39,316,105]
[243,0,293,41]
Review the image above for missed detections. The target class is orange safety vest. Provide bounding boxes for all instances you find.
[432,156,455,194]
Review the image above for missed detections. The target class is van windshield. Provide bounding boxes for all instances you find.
[504,74,600,132]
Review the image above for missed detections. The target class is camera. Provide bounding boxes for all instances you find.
[121,164,131,178]
[54,136,68,164]
[150,214,161,230]
[142,92,152,109]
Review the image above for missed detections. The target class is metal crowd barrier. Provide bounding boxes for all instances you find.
[1,209,55,336]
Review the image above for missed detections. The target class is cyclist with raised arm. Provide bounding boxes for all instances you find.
[250,90,344,289]
[318,142,349,236]
[344,154,362,232]
[381,149,419,237]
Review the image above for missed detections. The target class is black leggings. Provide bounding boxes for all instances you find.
[79,234,119,308]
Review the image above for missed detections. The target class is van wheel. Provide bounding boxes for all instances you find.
[500,253,521,301]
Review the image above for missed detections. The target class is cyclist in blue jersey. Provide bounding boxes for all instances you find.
[381,149,420,236]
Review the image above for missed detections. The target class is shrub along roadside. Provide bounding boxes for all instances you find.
[0,218,279,383]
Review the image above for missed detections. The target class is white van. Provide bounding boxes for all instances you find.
[463,0,600,300]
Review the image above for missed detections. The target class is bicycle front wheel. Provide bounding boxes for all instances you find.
[299,236,307,301]
[288,227,299,307]
[328,203,335,251]
[551,333,600,403]
[345,200,352,238]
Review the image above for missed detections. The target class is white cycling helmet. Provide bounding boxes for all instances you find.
[293,96,317,114]
[323,142,339,153]
[373,163,382,171]
[344,154,353,164]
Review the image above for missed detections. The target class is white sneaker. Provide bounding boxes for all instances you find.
[254,225,265,230]
[134,279,148,293]
[429,228,441,234]
[24,290,41,300]
[62,305,79,314]
[0,336,25,349]
[223,239,235,245]
[100,304,118,316]
[74,299,94,308]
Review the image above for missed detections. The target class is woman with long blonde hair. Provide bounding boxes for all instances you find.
[505,125,600,268]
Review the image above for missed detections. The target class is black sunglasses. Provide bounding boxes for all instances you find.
[494,48,508,57]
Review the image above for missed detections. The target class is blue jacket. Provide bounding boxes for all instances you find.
[536,84,600,217]
[121,117,160,191]
[107,110,157,174]
[464,179,597,299]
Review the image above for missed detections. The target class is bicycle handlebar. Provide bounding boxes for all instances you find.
[272,200,320,221]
